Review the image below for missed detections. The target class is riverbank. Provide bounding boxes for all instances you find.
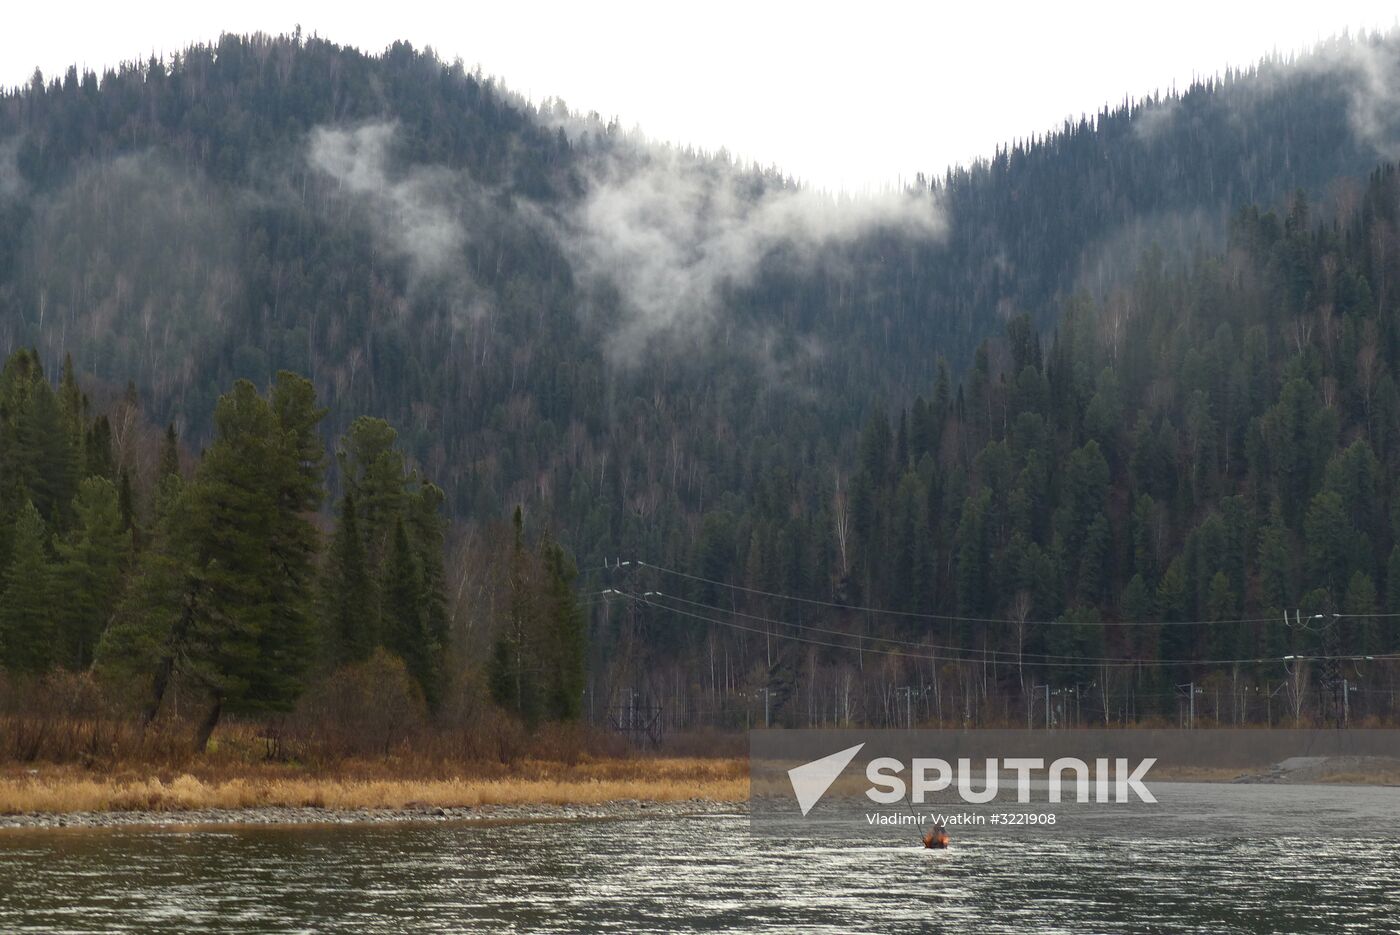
[0,756,749,829]
[0,797,742,830]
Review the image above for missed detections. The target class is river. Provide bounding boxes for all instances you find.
[1,787,1398,933]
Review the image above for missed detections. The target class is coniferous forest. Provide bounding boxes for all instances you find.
[0,354,587,753]
[6,30,1400,746]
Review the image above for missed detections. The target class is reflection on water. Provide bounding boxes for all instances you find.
[1,790,1398,934]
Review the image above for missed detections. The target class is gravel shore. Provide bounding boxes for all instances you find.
[1230,754,1400,784]
[0,798,743,831]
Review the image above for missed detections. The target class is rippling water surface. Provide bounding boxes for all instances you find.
[2,788,1399,933]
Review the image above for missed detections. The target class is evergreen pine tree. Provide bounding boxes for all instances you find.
[20,373,77,528]
[1342,572,1378,654]
[94,483,194,723]
[53,477,124,669]
[383,516,433,705]
[98,377,326,746]
[490,507,542,725]
[337,417,407,568]
[321,492,376,665]
[252,372,327,709]
[406,482,450,702]
[84,415,116,480]
[0,501,56,672]
[1386,545,1400,651]
[539,532,586,722]
[1257,507,1294,610]
[57,353,86,474]
[159,423,181,479]
[117,468,136,532]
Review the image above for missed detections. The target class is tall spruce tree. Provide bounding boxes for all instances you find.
[253,372,327,709]
[53,477,124,669]
[56,354,86,475]
[159,423,181,480]
[0,500,55,672]
[96,376,325,747]
[490,507,542,725]
[406,482,450,701]
[96,481,194,723]
[321,492,376,665]
[539,532,586,722]
[383,515,436,706]
[337,417,407,568]
[323,418,449,703]
[84,415,116,481]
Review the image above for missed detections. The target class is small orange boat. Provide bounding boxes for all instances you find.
[922,823,949,849]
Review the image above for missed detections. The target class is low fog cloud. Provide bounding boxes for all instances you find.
[1131,100,1179,144]
[1076,207,1224,297]
[1127,33,1400,159]
[308,123,467,280]
[306,121,946,365]
[1326,36,1400,161]
[20,151,241,388]
[560,149,946,363]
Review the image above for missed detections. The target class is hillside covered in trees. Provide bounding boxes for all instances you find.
[1,32,1395,521]
[0,351,586,750]
[4,30,1400,736]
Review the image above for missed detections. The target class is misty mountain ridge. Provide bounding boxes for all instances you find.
[1,29,1399,534]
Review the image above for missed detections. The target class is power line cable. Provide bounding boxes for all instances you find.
[647,590,1166,663]
[633,559,1303,626]
[619,591,1400,670]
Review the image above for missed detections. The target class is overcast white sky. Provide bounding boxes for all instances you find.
[4,1,1397,191]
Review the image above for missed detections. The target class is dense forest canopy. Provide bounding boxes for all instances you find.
[0,350,587,746]
[4,30,1400,733]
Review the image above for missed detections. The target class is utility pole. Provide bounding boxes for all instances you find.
[1283,655,1304,726]
[1032,682,1050,729]
[1321,614,1343,730]
[601,569,667,746]
[1282,605,1371,732]
[895,686,914,730]
[610,559,642,715]
[1266,681,1286,728]
[1176,682,1201,728]
[1284,610,1326,726]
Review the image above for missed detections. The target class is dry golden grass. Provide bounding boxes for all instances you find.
[0,757,749,816]
[1314,770,1400,785]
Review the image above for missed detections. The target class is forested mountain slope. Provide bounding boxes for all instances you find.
[5,31,1400,728]
[2,32,1396,535]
